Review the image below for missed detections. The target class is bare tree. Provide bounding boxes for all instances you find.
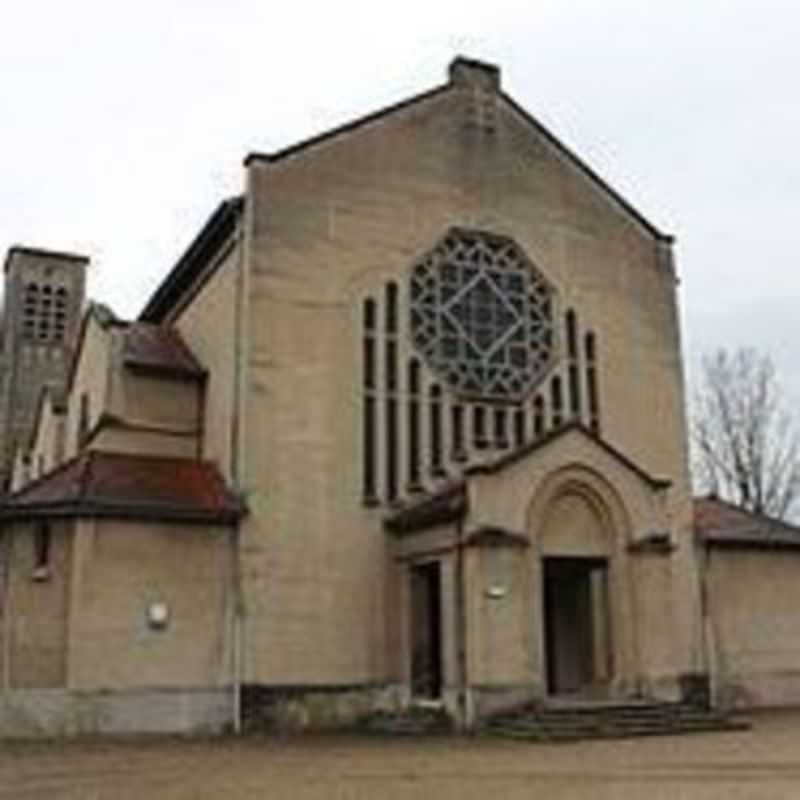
[692,347,800,520]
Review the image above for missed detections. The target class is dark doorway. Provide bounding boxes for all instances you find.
[543,557,611,696]
[410,562,442,698]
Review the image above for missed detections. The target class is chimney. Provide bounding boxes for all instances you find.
[448,56,501,91]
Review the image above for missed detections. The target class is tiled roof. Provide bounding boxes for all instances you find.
[0,451,243,524]
[122,322,206,380]
[694,496,800,549]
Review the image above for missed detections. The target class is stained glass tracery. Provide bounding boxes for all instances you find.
[410,228,556,401]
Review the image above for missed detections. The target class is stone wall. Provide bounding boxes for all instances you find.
[707,547,800,709]
[0,688,232,738]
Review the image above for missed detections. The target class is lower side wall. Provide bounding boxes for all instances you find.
[715,671,800,710]
[707,547,800,710]
[0,688,232,739]
[242,684,408,730]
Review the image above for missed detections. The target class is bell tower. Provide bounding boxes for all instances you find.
[0,246,87,487]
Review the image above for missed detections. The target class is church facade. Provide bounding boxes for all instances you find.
[0,57,796,737]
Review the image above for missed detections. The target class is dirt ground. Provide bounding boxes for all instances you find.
[3,712,800,799]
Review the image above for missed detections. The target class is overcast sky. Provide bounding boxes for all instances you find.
[2,0,798,401]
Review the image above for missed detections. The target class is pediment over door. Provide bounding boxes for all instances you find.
[464,422,674,550]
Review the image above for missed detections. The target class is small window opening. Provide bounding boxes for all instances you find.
[473,405,488,449]
[585,332,600,434]
[362,297,378,504]
[407,360,422,490]
[566,310,582,419]
[551,375,563,427]
[386,395,398,501]
[430,384,444,476]
[385,282,398,335]
[533,395,545,437]
[513,407,526,447]
[78,392,90,447]
[451,404,466,461]
[493,407,508,448]
[32,524,52,580]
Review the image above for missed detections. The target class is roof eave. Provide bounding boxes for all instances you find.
[499,91,675,245]
[139,196,244,323]
[244,83,450,168]
[0,499,243,526]
[123,360,208,382]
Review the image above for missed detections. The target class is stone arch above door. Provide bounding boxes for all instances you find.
[539,487,611,558]
[526,464,633,556]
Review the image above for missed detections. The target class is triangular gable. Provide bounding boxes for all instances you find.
[498,91,671,243]
[385,422,670,536]
[244,56,671,244]
[465,420,671,491]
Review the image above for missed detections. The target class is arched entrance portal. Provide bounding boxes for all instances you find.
[538,487,615,698]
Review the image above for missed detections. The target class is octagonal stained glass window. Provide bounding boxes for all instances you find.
[410,228,556,401]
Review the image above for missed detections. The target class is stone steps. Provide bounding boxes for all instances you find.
[483,702,749,742]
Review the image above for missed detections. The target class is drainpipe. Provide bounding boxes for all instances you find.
[229,208,249,735]
[700,540,717,709]
[1,532,11,691]
[455,509,472,730]
[230,525,244,734]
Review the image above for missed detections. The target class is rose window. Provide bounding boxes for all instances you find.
[410,228,556,401]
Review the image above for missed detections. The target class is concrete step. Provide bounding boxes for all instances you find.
[483,702,749,742]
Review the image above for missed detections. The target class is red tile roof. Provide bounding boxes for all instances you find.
[122,322,206,380]
[694,496,800,549]
[1,452,243,524]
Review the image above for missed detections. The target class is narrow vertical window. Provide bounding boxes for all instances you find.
[386,394,398,501]
[362,299,378,503]
[566,310,582,419]
[364,396,377,502]
[551,376,563,427]
[407,359,421,490]
[32,523,52,580]
[513,407,526,447]
[533,395,545,437]
[430,384,444,476]
[23,283,39,342]
[384,285,399,502]
[385,282,398,335]
[385,340,397,392]
[451,403,466,461]
[493,408,508,448]
[586,332,600,434]
[473,405,488,449]
[78,392,90,447]
[566,309,578,360]
[363,301,376,390]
